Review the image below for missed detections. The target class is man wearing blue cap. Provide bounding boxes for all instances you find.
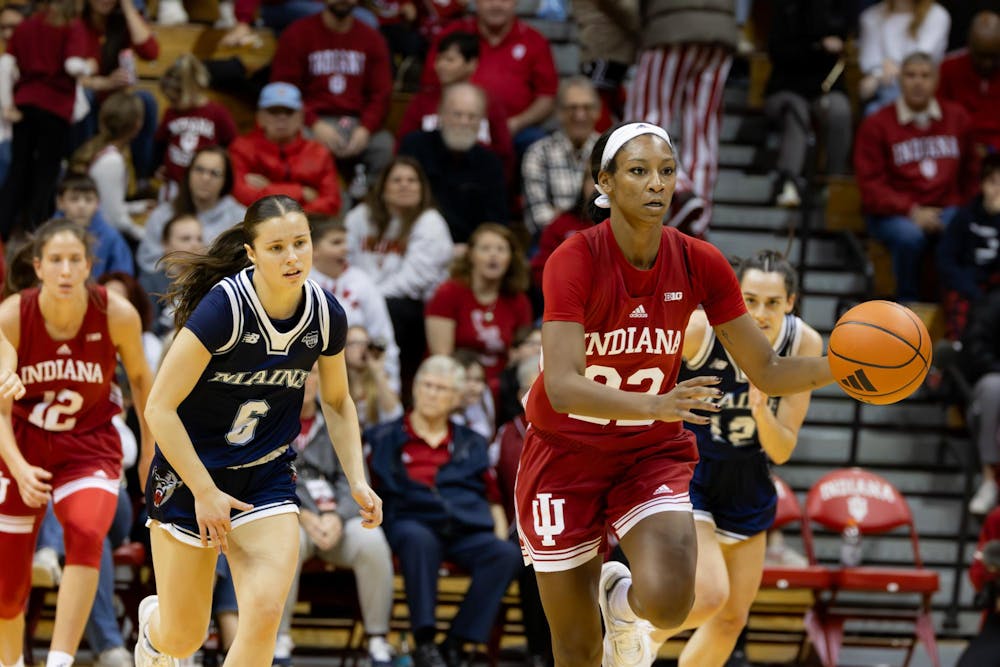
[228,81,343,214]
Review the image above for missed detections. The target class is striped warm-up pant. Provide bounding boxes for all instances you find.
[626,44,733,235]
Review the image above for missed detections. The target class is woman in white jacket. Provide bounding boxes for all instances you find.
[345,156,453,393]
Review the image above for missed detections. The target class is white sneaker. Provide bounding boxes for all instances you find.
[134,596,179,667]
[97,646,133,667]
[776,180,801,208]
[274,632,294,658]
[970,479,998,515]
[598,561,655,667]
[157,0,189,25]
[31,547,62,588]
[368,635,394,666]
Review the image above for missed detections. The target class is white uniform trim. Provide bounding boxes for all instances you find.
[520,536,603,573]
[53,475,121,504]
[613,494,692,537]
[0,513,35,534]
[147,500,299,548]
[234,270,317,355]
[215,280,243,354]
[692,510,751,543]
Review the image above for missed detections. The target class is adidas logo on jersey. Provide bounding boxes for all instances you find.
[56,344,72,356]
[841,368,877,392]
[654,484,673,495]
[242,332,260,344]
[629,305,649,319]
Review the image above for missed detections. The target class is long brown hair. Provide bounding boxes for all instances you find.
[4,219,95,297]
[164,195,303,330]
[364,156,435,250]
[886,0,935,38]
[69,91,142,174]
[83,0,128,74]
[161,54,210,109]
[450,223,530,296]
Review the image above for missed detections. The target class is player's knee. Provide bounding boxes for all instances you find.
[632,575,697,630]
[155,630,205,659]
[696,579,730,618]
[712,607,749,638]
[237,592,285,631]
[63,523,106,568]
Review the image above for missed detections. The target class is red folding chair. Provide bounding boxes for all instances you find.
[759,475,834,663]
[802,468,941,667]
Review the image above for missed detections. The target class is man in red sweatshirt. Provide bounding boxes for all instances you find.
[956,505,1000,666]
[939,11,1000,181]
[229,82,342,214]
[854,51,974,302]
[270,0,394,194]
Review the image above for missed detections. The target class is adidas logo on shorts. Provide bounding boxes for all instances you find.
[629,305,649,319]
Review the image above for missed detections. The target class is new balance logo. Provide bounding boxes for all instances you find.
[709,358,728,371]
[629,305,648,319]
[654,484,673,496]
[242,332,260,344]
[56,344,72,356]
[841,368,876,392]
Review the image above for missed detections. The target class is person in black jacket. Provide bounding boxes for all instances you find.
[937,153,1000,340]
[763,0,855,207]
[962,287,1000,514]
[398,83,508,245]
[366,354,522,667]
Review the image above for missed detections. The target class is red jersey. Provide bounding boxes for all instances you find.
[425,279,533,385]
[525,222,746,450]
[939,51,1000,169]
[68,17,159,73]
[269,14,393,131]
[854,100,975,216]
[7,14,88,122]
[14,285,120,434]
[155,102,238,185]
[422,18,558,119]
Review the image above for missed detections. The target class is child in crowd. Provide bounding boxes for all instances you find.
[56,174,135,278]
[154,54,237,200]
[138,213,204,337]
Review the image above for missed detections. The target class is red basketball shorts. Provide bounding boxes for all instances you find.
[514,426,698,572]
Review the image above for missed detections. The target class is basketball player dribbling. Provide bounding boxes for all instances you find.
[514,122,835,667]
[648,250,822,666]
[135,195,381,667]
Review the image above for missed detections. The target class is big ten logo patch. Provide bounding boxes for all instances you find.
[532,493,566,546]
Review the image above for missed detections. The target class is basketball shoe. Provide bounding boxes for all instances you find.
[598,561,656,667]
[134,596,178,667]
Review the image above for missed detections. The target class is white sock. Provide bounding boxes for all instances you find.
[609,577,638,622]
[45,651,73,667]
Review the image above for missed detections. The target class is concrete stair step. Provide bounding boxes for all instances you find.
[802,270,868,296]
[550,42,580,78]
[714,169,774,204]
[721,114,768,144]
[800,294,840,331]
[711,203,800,232]
[523,17,576,41]
[777,465,963,501]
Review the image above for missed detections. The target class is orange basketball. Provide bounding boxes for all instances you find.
[827,300,932,405]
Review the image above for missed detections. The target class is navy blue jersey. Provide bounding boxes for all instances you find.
[679,314,803,461]
[171,268,347,468]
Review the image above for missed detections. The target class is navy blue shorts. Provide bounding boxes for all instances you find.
[689,451,776,542]
[145,447,299,548]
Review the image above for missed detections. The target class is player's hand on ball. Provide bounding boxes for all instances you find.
[657,375,722,424]
[352,483,383,528]
[195,487,253,553]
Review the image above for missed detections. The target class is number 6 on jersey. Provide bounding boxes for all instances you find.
[227,399,271,445]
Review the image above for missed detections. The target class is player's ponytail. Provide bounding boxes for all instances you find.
[4,219,94,297]
[164,194,303,330]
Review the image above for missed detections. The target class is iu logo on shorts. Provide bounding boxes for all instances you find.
[532,493,566,546]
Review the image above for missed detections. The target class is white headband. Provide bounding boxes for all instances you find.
[594,123,673,209]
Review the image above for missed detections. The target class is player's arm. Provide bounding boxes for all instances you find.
[682,308,709,361]
[542,320,721,424]
[317,350,382,529]
[143,329,215,495]
[0,296,49,507]
[107,291,155,488]
[714,314,834,396]
[750,323,824,464]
